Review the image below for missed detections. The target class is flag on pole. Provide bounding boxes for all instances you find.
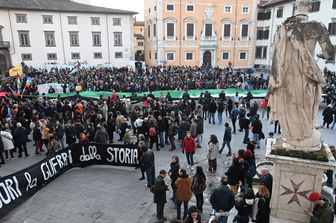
[25,77,33,88]
[9,64,23,77]
[69,68,80,75]
[16,75,22,94]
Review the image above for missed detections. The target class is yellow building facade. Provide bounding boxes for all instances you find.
[144,0,257,68]
[134,21,145,61]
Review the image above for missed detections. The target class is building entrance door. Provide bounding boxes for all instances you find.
[203,50,211,67]
[0,54,7,74]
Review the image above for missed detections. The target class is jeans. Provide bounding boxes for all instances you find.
[145,166,155,187]
[59,138,65,150]
[209,113,215,123]
[243,128,249,143]
[231,119,237,133]
[176,200,189,220]
[253,133,260,148]
[261,109,266,119]
[158,131,164,145]
[17,142,29,157]
[220,141,231,154]
[196,134,202,145]
[218,112,223,124]
[186,152,194,166]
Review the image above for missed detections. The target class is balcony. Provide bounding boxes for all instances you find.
[200,36,217,49]
[0,41,10,49]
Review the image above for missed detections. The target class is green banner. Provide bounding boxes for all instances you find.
[45,88,267,99]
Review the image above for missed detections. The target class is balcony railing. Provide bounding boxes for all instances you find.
[200,36,217,48]
[0,41,10,49]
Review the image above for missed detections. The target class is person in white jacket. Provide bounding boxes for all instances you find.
[1,130,15,160]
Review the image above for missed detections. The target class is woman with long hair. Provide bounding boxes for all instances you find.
[191,166,206,212]
[207,134,219,173]
[254,186,271,223]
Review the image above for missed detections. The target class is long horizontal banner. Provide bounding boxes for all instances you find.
[44,88,268,99]
[0,143,137,218]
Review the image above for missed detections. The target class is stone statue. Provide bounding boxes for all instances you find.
[268,0,335,151]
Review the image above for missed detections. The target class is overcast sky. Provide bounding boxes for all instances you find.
[91,0,144,21]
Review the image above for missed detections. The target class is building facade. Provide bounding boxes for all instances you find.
[144,0,258,68]
[134,21,145,61]
[0,0,136,72]
[255,0,336,71]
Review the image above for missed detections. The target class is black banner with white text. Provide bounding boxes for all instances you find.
[0,143,137,218]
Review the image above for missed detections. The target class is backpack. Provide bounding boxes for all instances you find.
[246,162,257,178]
[149,127,156,137]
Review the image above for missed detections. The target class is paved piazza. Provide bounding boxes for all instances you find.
[0,104,335,223]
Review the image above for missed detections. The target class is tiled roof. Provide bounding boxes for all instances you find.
[0,0,137,14]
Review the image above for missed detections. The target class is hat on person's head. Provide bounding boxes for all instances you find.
[244,150,253,157]
[159,169,167,174]
[308,192,320,202]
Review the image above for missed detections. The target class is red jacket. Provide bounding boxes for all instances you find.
[182,136,196,153]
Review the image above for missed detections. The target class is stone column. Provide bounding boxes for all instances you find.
[266,141,336,223]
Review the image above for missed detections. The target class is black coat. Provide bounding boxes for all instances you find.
[13,127,28,144]
[256,197,270,223]
[153,175,168,204]
[261,174,273,196]
[225,164,240,185]
[235,198,254,221]
[169,161,180,189]
[210,186,235,212]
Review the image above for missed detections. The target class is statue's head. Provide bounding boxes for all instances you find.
[296,0,311,16]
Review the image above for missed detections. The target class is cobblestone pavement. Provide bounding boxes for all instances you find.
[0,105,335,223]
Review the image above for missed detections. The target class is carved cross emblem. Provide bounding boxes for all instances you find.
[280,179,311,207]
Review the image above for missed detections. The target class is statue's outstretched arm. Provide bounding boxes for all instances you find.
[317,23,335,60]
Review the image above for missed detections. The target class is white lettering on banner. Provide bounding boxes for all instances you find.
[80,146,101,162]
[41,151,73,181]
[106,147,138,164]
[24,172,37,192]
[0,176,22,208]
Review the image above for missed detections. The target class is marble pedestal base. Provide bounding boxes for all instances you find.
[266,141,336,223]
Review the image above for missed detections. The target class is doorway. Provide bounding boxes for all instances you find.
[203,50,211,67]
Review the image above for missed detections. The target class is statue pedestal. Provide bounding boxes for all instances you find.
[266,140,336,223]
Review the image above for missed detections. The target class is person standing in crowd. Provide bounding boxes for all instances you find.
[153,169,168,223]
[94,124,109,144]
[65,120,76,146]
[260,98,267,120]
[219,122,232,156]
[55,120,64,149]
[260,168,273,198]
[217,99,225,125]
[13,123,29,158]
[225,157,240,194]
[48,136,61,155]
[207,134,219,173]
[196,115,203,148]
[191,166,206,213]
[168,119,177,151]
[253,186,271,223]
[182,131,196,170]
[273,120,281,134]
[241,113,251,144]
[230,104,240,134]
[244,150,256,189]
[183,206,201,223]
[169,155,180,203]
[137,139,147,181]
[149,124,160,151]
[238,104,246,132]
[140,145,155,188]
[32,121,43,154]
[251,114,263,149]
[157,115,165,148]
[306,192,334,223]
[322,104,334,128]
[175,168,193,222]
[210,177,235,223]
[189,118,198,140]
[208,99,217,124]
[1,128,15,159]
[234,188,255,223]
[107,112,116,143]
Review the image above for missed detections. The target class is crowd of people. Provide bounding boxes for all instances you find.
[0,65,335,223]
[0,65,269,95]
